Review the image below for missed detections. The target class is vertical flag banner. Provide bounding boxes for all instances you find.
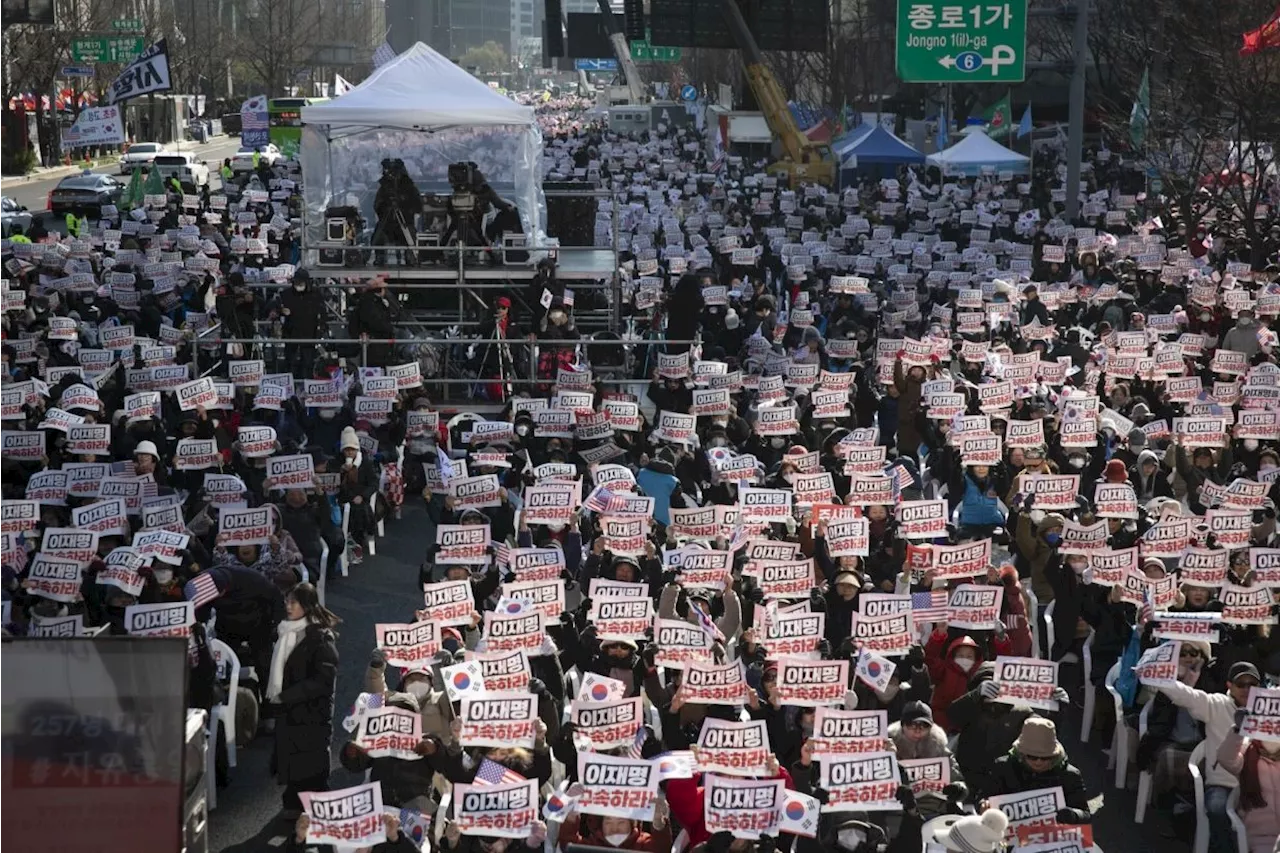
[1017,104,1033,139]
[1129,67,1150,148]
[108,40,173,104]
[983,93,1012,139]
[240,94,269,149]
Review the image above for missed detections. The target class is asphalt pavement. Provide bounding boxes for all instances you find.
[206,501,1173,853]
[2,135,243,218]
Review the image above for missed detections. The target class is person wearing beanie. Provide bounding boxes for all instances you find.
[984,717,1092,825]
[1131,448,1173,502]
[932,808,1009,853]
[1014,506,1065,607]
[328,426,379,560]
[889,700,968,816]
[1103,457,1129,484]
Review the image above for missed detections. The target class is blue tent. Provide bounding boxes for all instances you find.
[840,125,925,166]
[830,123,876,159]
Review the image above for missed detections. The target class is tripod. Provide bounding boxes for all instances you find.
[372,207,418,267]
[474,321,515,403]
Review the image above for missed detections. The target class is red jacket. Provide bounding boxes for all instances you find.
[666,767,794,848]
[1000,575,1034,658]
[925,630,1011,732]
[557,813,672,852]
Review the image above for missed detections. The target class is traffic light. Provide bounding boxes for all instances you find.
[623,0,646,41]
[544,0,565,56]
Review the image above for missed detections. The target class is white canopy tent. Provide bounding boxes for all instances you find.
[299,42,545,248]
[926,126,1030,176]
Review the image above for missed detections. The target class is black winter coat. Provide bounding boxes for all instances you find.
[986,753,1092,823]
[274,624,339,784]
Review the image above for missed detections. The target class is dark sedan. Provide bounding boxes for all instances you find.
[48,172,124,216]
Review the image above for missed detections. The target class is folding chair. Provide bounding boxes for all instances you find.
[1080,628,1098,743]
[1187,741,1208,853]
[1102,662,1129,788]
[1134,700,1155,822]
[1043,599,1056,660]
[1024,587,1040,660]
[1225,788,1249,853]
[208,639,240,771]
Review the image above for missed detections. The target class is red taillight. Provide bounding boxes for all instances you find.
[46,191,53,210]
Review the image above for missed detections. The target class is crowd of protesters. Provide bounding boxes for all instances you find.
[4,97,1280,853]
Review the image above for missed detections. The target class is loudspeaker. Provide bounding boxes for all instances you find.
[544,0,564,56]
[623,0,646,41]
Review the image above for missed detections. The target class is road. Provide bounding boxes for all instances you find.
[3,135,243,217]
[206,502,1170,853]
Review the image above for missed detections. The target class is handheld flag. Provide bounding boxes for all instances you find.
[1240,7,1280,54]
[1130,67,1150,148]
[1016,104,1033,139]
[334,74,353,95]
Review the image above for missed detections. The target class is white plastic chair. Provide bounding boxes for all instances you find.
[1043,598,1056,660]
[1102,662,1129,788]
[1225,788,1249,853]
[1134,700,1155,822]
[1080,628,1097,743]
[1024,587,1040,660]
[1187,741,1209,853]
[209,638,240,770]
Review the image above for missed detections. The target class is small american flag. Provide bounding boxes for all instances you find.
[365,692,385,710]
[372,40,397,68]
[624,725,647,759]
[583,485,627,515]
[562,288,575,308]
[474,758,525,787]
[890,463,914,494]
[911,590,951,624]
[491,540,511,566]
[184,572,222,609]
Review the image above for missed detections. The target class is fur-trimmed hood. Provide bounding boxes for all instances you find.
[889,720,951,760]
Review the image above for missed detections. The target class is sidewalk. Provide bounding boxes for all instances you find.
[2,134,232,185]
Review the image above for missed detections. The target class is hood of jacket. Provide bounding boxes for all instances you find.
[889,720,950,759]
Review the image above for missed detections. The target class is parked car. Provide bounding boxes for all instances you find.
[118,141,167,174]
[1,196,33,237]
[231,143,281,172]
[152,152,211,189]
[220,112,242,136]
[49,173,124,216]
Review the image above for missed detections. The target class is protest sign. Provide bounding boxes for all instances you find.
[435,524,491,564]
[601,516,648,556]
[266,454,314,489]
[216,506,272,546]
[354,707,423,760]
[901,757,951,797]
[300,783,386,848]
[508,547,565,582]
[459,692,537,748]
[1220,584,1274,624]
[1249,548,1280,587]
[811,708,887,757]
[757,560,815,598]
[572,696,645,751]
[853,611,913,656]
[824,517,870,556]
[421,579,477,626]
[947,584,1003,629]
[1177,547,1228,588]
[654,617,715,668]
[987,786,1067,839]
[704,774,784,840]
[522,484,577,526]
[72,498,129,536]
[467,649,530,693]
[739,487,793,523]
[819,752,902,812]
[897,499,948,539]
[450,474,502,508]
[695,718,771,777]
[577,753,661,821]
[682,660,749,705]
[26,554,84,602]
[1094,484,1138,519]
[483,604,546,654]
[98,547,147,596]
[669,548,733,589]
[1152,611,1220,644]
[374,621,440,670]
[931,539,991,580]
[453,778,539,839]
[1021,474,1079,511]
[1134,641,1181,687]
[991,657,1060,711]
[41,528,99,565]
[775,658,849,705]
[586,598,653,641]
[1239,687,1280,745]
[760,610,824,658]
[124,601,193,637]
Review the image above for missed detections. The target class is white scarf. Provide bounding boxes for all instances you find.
[266,618,309,703]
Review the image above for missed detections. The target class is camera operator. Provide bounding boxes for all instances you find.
[372,159,421,265]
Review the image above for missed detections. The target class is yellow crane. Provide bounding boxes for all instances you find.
[720,0,836,186]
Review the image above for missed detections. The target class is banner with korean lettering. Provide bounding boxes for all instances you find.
[453,777,538,838]
[1239,687,1280,745]
[572,696,645,751]
[216,506,272,546]
[1134,641,1181,688]
[483,604,546,655]
[300,783,386,848]
[586,597,653,641]
[459,692,537,748]
[682,659,750,706]
[421,579,476,627]
[897,499,948,539]
[26,554,84,602]
[374,621,439,669]
[435,524,491,564]
[60,105,125,150]
[704,774,784,840]
[1153,611,1220,644]
[654,617,715,669]
[776,657,849,705]
[987,786,1066,836]
[811,708,887,757]
[991,657,1060,711]
[695,718,771,777]
[509,547,564,582]
[760,610,824,658]
[355,706,423,760]
[467,649,531,692]
[901,757,951,797]
[576,753,660,821]
[819,752,902,812]
[947,584,1003,629]
[124,600,193,637]
[1220,584,1274,624]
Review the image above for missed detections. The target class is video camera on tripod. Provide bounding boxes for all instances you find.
[372,157,422,264]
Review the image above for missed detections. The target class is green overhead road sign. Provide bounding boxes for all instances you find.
[630,39,681,62]
[112,18,144,30]
[895,0,1028,83]
[71,36,145,63]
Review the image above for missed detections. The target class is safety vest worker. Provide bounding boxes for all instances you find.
[169,176,182,194]
[252,150,260,168]
[220,163,233,181]
[8,232,31,244]
[64,212,80,237]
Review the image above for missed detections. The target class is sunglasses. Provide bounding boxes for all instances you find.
[1024,753,1056,762]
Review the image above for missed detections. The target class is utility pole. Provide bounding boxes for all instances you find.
[1063,1,1089,222]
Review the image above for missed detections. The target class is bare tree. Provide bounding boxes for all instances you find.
[230,0,325,95]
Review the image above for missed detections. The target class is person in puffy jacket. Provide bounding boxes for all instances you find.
[556,807,673,852]
[982,717,1092,825]
[1217,717,1280,853]
[338,691,435,810]
[1014,508,1064,607]
[950,663,1039,802]
[950,463,1010,535]
[926,631,1011,733]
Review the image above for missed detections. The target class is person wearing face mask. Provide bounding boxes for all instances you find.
[925,633,989,733]
[276,268,325,376]
[354,274,399,367]
[556,810,672,851]
[330,426,379,556]
[1221,308,1263,359]
[889,701,968,816]
[1013,504,1064,613]
[1217,703,1280,853]
[1131,449,1174,502]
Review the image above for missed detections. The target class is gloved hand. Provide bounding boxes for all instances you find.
[503,570,517,584]
[903,644,925,669]
[707,831,736,853]
[837,637,859,660]
[1055,808,1085,825]
[811,786,830,805]
[756,835,777,853]
[528,677,548,698]
[747,585,766,604]
[1234,706,1248,732]
[816,638,832,658]
[942,782,968,802]
[662,569,680,585]
[1052,686,1070,704]
[993,619,1007,639]
[896,784,918,812]
[370,649,388,668]
[559,611,575,626]
[979,680,1001,701]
